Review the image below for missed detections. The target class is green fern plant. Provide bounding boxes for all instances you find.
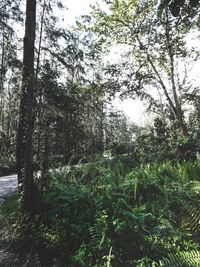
[178,181,200,233]
[181,201,200,233]
[158,250,200,266]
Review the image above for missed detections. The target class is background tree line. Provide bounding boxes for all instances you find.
[0,0,136,173]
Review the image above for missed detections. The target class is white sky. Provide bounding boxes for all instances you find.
[64,0,97,25]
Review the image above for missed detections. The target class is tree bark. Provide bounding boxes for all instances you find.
[16,0,36,214]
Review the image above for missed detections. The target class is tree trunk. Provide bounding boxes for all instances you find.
[0,27,5,136]
[16,0,36,214]
[41,118,50,189]
[36,0,46,159]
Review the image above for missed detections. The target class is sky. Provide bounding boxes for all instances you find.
[64,0,97,25]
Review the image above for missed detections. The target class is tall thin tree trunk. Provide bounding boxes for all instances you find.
[41,118,50,189]
[36,0,46,159]
[35,0,45,81]
[16,0,36,214]
[0,27,5,132]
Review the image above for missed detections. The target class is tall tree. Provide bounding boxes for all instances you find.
[16,0,36,213]
[86,0,199,136]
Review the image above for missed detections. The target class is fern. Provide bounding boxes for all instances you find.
[181,202,200,233]
[180,182,200,233]
[158,250,200,266]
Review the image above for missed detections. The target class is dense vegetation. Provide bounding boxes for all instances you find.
[1,156,200,266]
[35,159,200,266]
[0,0,200,266]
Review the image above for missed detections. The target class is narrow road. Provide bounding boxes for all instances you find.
[0,159,111,204]
[0,175,17,204]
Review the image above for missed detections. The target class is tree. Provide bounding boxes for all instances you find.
[86,0,199,136]
[158,0,199,17]
[16,0,36,213]
[33,27,108,168]
[103,110,134,155]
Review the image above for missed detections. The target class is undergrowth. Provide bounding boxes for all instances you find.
[1,159,199,266]
[33,159,200,266]
[0,193,18,227]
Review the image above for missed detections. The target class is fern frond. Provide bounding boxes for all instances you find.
[181,201,200,233]
[159,250,200,266]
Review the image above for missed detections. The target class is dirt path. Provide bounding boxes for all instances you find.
[0,175,17,204]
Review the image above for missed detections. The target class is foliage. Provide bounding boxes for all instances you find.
[83,0,200,136]
[158,250,200,266]
[31,159,200,266]
[132,118,200,164]
[0,193,18,228]
[157,0,200,18]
